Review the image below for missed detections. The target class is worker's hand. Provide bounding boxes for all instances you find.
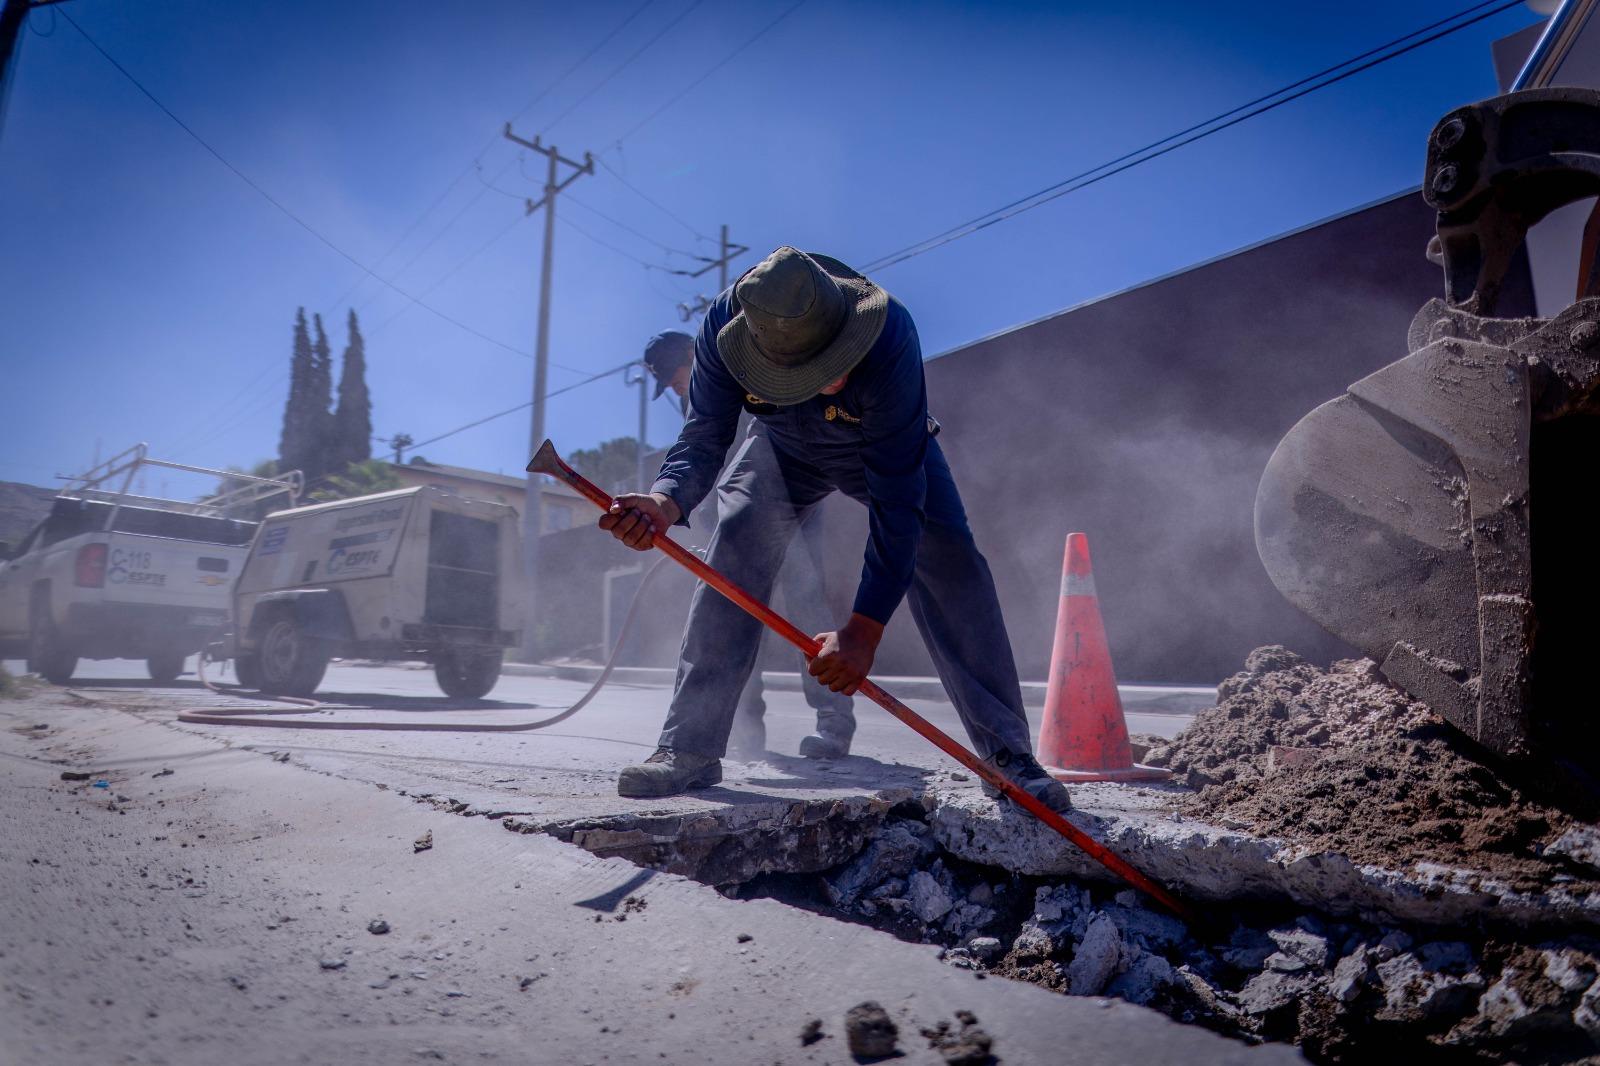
[599,492,681,550]
[808,613,885,695]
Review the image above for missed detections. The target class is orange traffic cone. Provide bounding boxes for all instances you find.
[1036,533,1172,783]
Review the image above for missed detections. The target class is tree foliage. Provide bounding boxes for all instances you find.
[308,459,401,503]
[277,307,375,495]
[567,437,646,495]
[278,309,320,481]
[333,310,372,470]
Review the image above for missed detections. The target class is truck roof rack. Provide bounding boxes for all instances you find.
[58,443,303,521]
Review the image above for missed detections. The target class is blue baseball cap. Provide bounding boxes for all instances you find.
[642,331,695,398]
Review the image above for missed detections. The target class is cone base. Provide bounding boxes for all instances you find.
[1046,763,1174,783]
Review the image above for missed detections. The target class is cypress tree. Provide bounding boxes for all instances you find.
[278,308,315,478]
[309,313,335,480]
[334,309,372,469]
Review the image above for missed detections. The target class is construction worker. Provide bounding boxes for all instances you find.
[602,247,1070,814]
[641,330,856,760]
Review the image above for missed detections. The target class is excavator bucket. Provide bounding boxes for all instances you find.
[1256,88,1600,769]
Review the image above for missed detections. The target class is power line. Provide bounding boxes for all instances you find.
[583,1,810,246]
[539,0,706,137]
[858,0,1526,274]
[558,212,689,273]
[407,360,640,452]
[58,7,543,363]
[328,0,658,313]
[610,0,808,146]
[564,189,707,259]
[594,153,711,241]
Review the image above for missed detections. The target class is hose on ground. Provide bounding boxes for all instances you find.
[177,556,673,733]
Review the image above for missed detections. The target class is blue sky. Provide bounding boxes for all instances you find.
[0,0,1544,494]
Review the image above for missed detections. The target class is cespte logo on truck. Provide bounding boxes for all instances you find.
[324,526,396,575]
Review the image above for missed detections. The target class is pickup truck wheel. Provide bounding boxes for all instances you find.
[257,616,329,697]
[434,648,502,700]
[27,613,77,686]
[233,652,262,689]
[147,652,185,684]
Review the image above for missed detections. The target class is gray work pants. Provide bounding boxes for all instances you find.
[733,508,856,740]
[658,429,1033,760]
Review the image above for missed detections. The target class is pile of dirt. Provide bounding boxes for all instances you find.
[1145,647,1585,887]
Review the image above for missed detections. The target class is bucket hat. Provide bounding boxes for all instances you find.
[716,247,888,405]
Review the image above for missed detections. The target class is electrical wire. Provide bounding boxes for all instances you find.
[858,0,1527,274]
[558,213,690,274]
[404,360,640,453]
[563,190,708,260]
[538,0,707,137]
[326,0,658,314]
[609,0,808,146]
[57,7,542,364]
[594,154,711,242]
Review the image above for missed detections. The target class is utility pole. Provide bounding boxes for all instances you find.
[623,362,650,492]
[387,433,413,465]
[675,224,749,321]
[503,123,593,661]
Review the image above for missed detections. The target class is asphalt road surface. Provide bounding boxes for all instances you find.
[0,659,1278,1066]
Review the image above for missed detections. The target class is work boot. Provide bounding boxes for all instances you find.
[617,748,722,798]
[798,729,851,760]
[980,750,1072,813]
[728,714,767,761]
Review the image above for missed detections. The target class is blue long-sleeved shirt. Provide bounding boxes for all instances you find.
[650,290,930,625]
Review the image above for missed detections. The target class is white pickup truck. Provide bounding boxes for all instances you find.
[0,446,299,684]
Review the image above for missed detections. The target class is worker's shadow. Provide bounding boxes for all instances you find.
[729,751,937,793]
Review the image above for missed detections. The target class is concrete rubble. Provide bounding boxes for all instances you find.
[518,648,1600,1063]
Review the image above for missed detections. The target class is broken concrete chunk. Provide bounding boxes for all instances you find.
[1328,947,1376,1003]
[318,958,347,971]
[907,870,954,924]
[1236,970,1312,1016]
[1107,903,1188,954]
[1032,883,1088,924]
[799,1018,824,1046]
[1546,824,1600,874]
[1267,927,1331,972]
[1221,926,1276,971]
[1009,924,1056,962]
[920,1011,994,1065]
[1471,971,1536,1037]
[1574,976,1600,1038]
[844,1001,898,1060]
[413,831,432,854]
[867,878,906,901]
[1107,948,1177,1006]
[367,919,391,935]
[942,902,996,941]
[1542,947,1599,993]
[1375,949,1485,1022]
[1066,913,1123,996]
[824,821,935,908]
[1374,929,1413,961]
[967,937,1003,963]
